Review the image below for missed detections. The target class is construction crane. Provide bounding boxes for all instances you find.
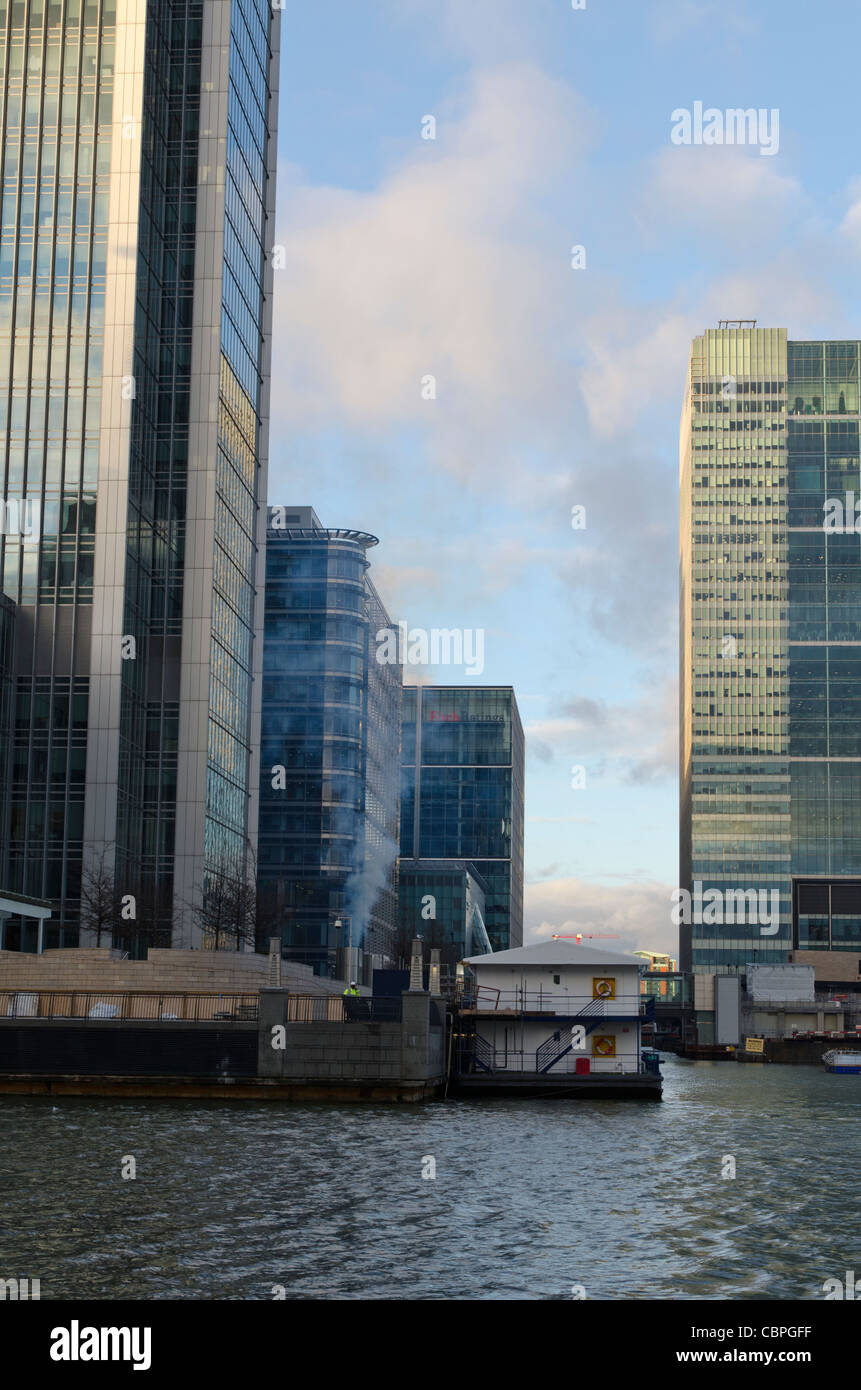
[551,933,621,942]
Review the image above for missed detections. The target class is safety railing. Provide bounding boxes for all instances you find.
[285,995,402,1023]
[456,1044,646,1076]
[543,1055,650,1076]
[0,991,259,1022]
[461,988,651,1017]
[535,1032,572,1073]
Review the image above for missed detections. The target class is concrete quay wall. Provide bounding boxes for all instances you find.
[258,990,446,1087]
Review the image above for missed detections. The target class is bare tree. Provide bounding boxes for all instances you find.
[188,865,253,952]
[78,847,121,948]
[79,847,174,957]
[183,845,283,954]
[119,873,172,957]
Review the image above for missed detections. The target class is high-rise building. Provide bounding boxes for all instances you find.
[400,685,524,951]
[680,325,861,1033]
[0,1,280,951]
[258,507,402,979]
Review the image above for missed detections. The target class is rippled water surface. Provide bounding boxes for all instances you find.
[1,1057,858,1300]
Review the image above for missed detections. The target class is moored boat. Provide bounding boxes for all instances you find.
[822,1049,861,1074]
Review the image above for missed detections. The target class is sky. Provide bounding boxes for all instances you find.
[268,0,861,956]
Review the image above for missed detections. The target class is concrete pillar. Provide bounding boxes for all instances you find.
[268,937,282,988]
[257,988,289,1077]
[401,990,432,1081]
[409,938,424,992]
[429,948,441,996]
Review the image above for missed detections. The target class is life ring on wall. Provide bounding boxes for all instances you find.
[593,1035,616,1057]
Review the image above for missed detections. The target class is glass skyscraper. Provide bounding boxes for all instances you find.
[681,326,861,1030]
[400,685,524,952]
[258,507,402,979]
[0,1,279,950]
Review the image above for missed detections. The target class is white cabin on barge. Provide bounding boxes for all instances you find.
[455,940,660,1096]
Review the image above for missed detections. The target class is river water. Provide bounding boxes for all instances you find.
[1,1056,857,1300]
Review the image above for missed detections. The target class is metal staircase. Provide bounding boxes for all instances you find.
[535,1032,573,1074]
[469,1033,495,1073]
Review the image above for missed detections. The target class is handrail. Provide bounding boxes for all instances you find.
[535,1032,573,1073]
[461,990,647,1014]
[285,994,403,1023]
[0,990,260,1021]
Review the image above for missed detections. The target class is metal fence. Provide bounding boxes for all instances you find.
[286,995,403,1023]
[462,985,651,1017]
[0,990,414,1025]
[457,1041,655,1077]
[0,991,260,1022]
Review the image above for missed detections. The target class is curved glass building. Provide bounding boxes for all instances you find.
[259,506,402,978]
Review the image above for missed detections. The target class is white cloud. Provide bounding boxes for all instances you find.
[642,146,802,244]
[525,876,678,956]
[527,679,678,784]
[273,64,592,492]
[839,179,861,254]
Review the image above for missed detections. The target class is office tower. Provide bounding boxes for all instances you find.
[681,325,861,1035]
[0,1,280,951]
[258,507,402,979]
[400,685,524,951]
[397,859,492,965]
[0,595,13,859]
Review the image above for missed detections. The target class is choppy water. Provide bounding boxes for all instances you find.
[0,1056,857,1300]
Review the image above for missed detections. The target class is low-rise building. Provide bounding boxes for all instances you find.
[455,941,659,1095]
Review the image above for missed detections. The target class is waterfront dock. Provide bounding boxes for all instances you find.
[0,941,667,1101]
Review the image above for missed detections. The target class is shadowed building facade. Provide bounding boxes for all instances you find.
[0,1,279,950]
[400,685,524,953]
[396,859,491,966]
[681,325,861,1037]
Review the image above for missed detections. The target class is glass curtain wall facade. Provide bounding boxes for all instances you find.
[0,594,13,886]
[258,508,402,978]
[397,860,488,966]
[113,0,201,946]
[0,1,279,951]
[681,328,861,1015]
[1,0,116,943]
[400,685,524,951]
[787,341,861,952]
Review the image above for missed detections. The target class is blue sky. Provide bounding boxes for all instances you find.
[268,0,861,954]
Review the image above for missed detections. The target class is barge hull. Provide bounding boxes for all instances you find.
[451,1073,661,1099]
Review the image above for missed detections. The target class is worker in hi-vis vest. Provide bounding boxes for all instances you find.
[343,981,360,997]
